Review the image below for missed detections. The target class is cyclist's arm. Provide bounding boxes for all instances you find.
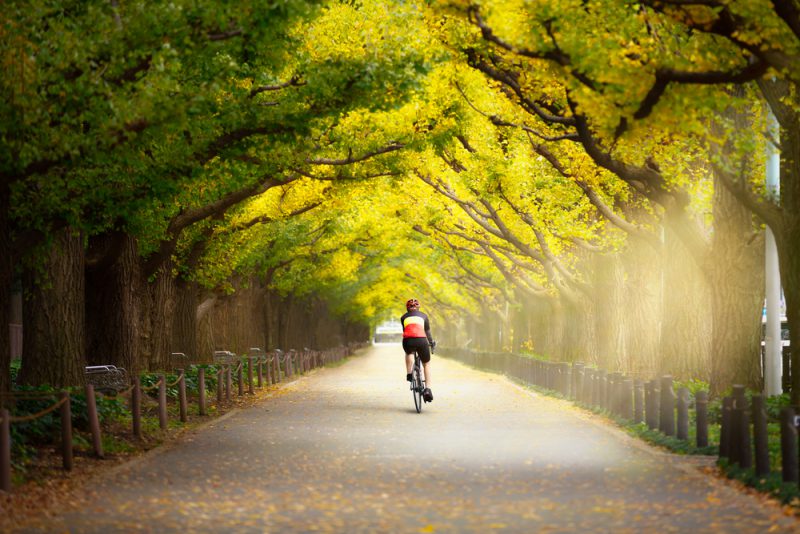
[424,316,433,345]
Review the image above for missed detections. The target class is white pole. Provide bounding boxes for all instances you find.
[764,110,782,396]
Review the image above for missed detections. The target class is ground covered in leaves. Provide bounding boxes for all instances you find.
[4,346,799,532]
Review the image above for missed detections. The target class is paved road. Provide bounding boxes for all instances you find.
[27,346,799,532]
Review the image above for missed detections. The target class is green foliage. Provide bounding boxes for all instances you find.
[673,378,709,398]
[719,458,800,506]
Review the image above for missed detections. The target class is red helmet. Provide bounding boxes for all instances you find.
[406,298,420,310]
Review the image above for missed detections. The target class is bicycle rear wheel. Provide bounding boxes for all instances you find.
[412,360,423,413]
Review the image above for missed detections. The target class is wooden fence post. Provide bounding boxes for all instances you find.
[85,384,104,458]
[158,375,168,430]
[634,380,644,424]
[780,407,798,483]
[676,387,689,441]
[226,365,232,401]
[198,367,206,416]
[731,385,751,469]
[719,396,733,459]
[247,357,254,394]
[132,376,142,440]
[659,376,675,436]
[257,358,263,388]
[695,390,709,448]
[621,378,634,421]
[60,391,73,471]
[237,362,244,396]
[178,370,187,423]
[752,395,770,477]
[1,409,10,492]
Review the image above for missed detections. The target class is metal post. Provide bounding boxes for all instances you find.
[85,384,104,458]
[765,108,783,397]
[60,391,73,471]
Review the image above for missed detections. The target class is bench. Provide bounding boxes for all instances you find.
[85,365,129,394]
[213,350,238,365]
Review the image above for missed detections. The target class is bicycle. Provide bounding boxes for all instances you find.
[410,341,435,413]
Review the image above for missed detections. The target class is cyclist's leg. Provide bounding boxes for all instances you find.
[418,342,432,390]
[422,360,431,388]
[401,339,414,377]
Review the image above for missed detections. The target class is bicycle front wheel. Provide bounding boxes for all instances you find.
[412,368,423,413]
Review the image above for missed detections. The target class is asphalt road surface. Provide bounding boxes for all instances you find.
[25,345,800,532]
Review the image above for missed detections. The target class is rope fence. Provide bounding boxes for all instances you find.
[0,342,365,493]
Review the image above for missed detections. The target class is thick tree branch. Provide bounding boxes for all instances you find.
[249,75,306,98]
[469,7,600,91]
[465,49,576,126]
[143,173,300,276]
[712,163,783,234]
[306,142,405,165]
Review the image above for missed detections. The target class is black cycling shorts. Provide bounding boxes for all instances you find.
[403,337,431,363]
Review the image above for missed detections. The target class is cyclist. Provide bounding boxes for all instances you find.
[401,298,435,402]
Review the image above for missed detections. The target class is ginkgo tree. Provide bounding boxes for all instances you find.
[425,1,769,391]
[1,0,439,387]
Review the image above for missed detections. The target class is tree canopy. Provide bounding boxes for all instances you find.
[2,0,799,397]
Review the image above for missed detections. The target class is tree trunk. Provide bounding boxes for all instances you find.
[0,189,11,392]
[140,262,178,371]
[592,252,625,370]
[172,279,199,360]
[778,110,800,404]
[19,229,86,387]
[620,238,662,379]
[659,222,712,381]
[278,294,292,350]
[707,171,765,394]
[85,232,143,374]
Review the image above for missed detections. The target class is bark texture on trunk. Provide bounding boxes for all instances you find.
[659,223,712,380]
[620,239,662,379]
[708,172,765,394]
[140,262,178,371]
[172,279,199,360]
[0,189,11,392]
[778,115,800,403]
[85,233,142,374]
[19,229,86,387]
[591,252,625,371]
